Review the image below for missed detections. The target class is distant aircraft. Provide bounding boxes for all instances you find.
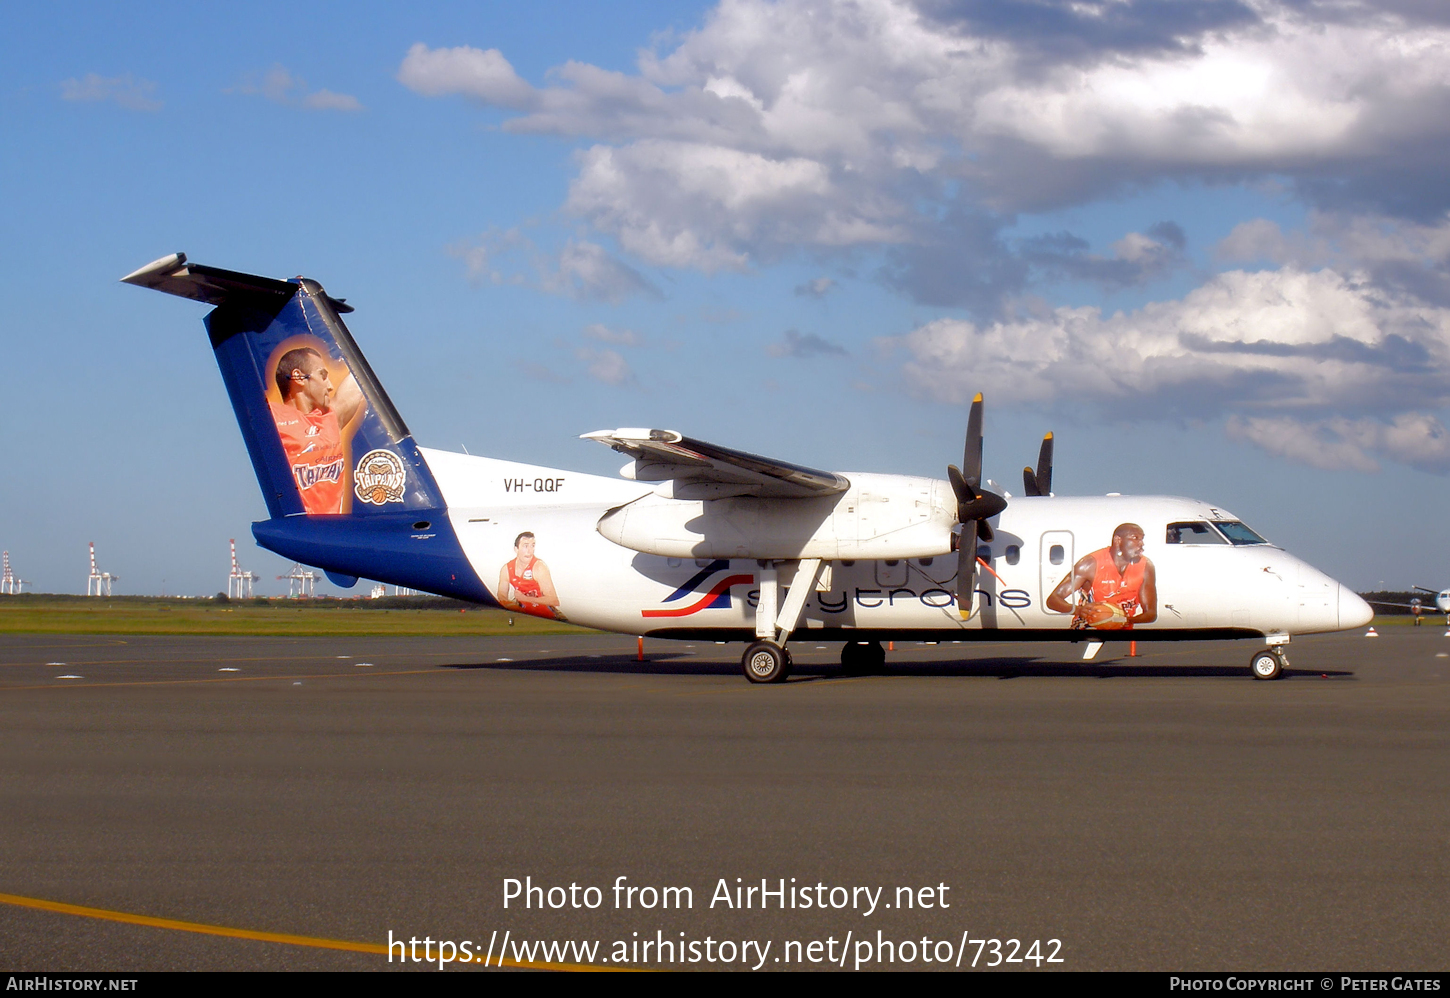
[1368,587,1450,625]
[122,254,1372,683]
[1417,587,1450,616]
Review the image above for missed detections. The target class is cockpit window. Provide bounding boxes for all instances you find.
[1212,520,1268,546]
[1166,521,1226,545]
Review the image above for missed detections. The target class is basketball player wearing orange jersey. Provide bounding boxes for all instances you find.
[1046,522,1158,630]
[497,532,565,621]
[269,347,363,514]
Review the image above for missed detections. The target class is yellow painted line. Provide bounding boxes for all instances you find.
[0,892,626,972]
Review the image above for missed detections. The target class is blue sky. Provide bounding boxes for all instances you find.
[4,0,1450,595]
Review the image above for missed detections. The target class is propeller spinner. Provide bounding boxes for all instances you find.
[948,393,1007,619]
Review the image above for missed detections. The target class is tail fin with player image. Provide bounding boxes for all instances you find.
[121,253,491,601]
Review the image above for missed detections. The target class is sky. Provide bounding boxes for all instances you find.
[4,0,1450,596]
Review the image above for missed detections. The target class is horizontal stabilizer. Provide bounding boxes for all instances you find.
[582,428,849,499]
[120,252,353,312]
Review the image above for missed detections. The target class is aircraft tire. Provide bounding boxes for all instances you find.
[866,640,887,672]
[743,641,789,684]
[841,641,866,675]
[1250,649,1283,681]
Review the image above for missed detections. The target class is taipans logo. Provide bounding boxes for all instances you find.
[292,458,344,491]
[353,449,407,505]
[642,560,754,618]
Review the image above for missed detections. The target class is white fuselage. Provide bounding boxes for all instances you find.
[424,448,1372,641]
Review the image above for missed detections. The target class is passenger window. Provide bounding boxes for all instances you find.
[918,557,934,566]
[1166,521,1227,545]
[1049,544,1064,565]
[977,546,991,561]
[1005,545,1020,565]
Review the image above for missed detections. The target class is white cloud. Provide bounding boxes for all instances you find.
[400,1,1450,287]
[396,42,535,108]
[60,73,161,111]
[565,140,906,270]
[1227,413,1450,474]
[543,239,660,302]
[231,64,363,111]
[448,230,657,302]
[574,346,636,386]
[304,89,364,112]
[583,323,642,346]
[895,264,1450,471]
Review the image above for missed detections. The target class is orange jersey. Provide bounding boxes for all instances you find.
[270,400,345,514]
[1086,547,1147,614]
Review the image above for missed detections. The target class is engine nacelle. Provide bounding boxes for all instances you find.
[596,473,958,560]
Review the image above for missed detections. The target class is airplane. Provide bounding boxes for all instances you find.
[1367,587,1450,623]
[120,253,1373,684]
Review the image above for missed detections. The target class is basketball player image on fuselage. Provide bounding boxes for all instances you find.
[269,347,364,514]
[497,532,566,621]
[1046,522,1158,630]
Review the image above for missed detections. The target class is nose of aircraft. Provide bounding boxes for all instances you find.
[1338,584,1374,629]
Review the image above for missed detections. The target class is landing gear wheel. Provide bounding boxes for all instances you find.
[866,640,887,672]
[1250,648,1284,681]
[743,641,790,683]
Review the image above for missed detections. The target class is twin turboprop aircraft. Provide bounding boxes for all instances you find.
[122,254,1373,683]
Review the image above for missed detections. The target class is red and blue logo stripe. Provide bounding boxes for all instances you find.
[642,560,754,618]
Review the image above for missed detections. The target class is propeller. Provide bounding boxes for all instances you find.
[1022,432,1053,497]
[947,393,1008,618]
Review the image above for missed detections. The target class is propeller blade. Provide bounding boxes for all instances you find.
[949,391,1005,609]
[1035,432,1053,496]
[947,463,972,504]
[964,393,984,488]
[1022,466,1038,497]
[956,521,978,618]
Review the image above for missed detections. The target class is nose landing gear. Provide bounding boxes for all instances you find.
[1250,647,1287,680]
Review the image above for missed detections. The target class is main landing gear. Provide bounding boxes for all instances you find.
[1250,646,1287,681]
[740,557,826,684]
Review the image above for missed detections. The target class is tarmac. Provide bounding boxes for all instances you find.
[0,626,1446,971]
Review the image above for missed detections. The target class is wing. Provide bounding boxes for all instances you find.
[581,428,849,499]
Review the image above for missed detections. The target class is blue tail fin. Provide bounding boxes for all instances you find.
[122,253,491,601]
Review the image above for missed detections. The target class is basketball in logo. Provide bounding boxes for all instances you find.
[353,449,407,505]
